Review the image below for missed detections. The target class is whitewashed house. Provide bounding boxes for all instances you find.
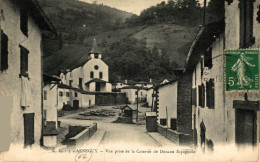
[156,80,178,129]
[0,0,56,149]
[146,87,154,107]
[185,0,260,152]
[120,86,148,104]
[135,79,154,89]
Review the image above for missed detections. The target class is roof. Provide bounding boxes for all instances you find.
[85,78,107,84]
[58,83,95,95]
[43,74,60,83]
[89,38,101,54]
[13,0,56,34]
[155,78,177,90]
[120,85,148,90]
[135,82,154,85]
[121,105,133,111]
[184,19,225,72]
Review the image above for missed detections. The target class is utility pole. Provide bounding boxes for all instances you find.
[202,0,207,26]
[136,89,139,123]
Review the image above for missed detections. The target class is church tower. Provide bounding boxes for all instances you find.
[89,38,102,59]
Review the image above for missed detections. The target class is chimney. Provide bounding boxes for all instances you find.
[125,80,128,84]
[149,78,152,83]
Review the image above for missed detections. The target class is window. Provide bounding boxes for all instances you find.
[79,78,83,89]
[66,92,70,97]
[94,65,99,70]
[89,100,91,105]
[69,80,72,86]
[170,118,177,131]
[99,72,103,79]
[200,59,204,78]
[43,91,47,100]
[75,92,78,97]
[192,88,197,106]
[206,79,215,109]
[1,30,8,71]
[204,48,212,69]
[20,7,28,36]
[160,119,167,126]
[239,0,255,48]
[199,84,205,108]
[59,91,63,97]
[94,54,98,58]
[90,71,94,78]
[20,45,29,77]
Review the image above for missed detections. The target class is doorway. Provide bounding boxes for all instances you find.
[23,113,34,147]
[73,100,79,109]
[96,82,100,91]
[235,109,256,147]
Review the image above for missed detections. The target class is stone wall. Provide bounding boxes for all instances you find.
[95,92,127,106]
[177,72,193,135]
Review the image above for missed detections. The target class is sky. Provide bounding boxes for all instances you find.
[80,0,205,15]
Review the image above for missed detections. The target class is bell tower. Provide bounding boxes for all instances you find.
[89,38,102,59]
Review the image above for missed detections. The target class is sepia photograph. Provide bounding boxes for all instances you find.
[0,0,259,161]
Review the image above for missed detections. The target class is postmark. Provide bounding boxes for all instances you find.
[225,49,259,91]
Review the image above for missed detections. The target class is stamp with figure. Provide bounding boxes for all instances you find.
[225,49,259,91]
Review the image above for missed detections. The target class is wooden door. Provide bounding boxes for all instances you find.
[236,109,256,146]
[23,113,34,147]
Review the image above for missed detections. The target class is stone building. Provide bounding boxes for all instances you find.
[0,0,56,149]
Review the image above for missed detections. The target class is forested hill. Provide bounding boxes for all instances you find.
[42,0,224,83]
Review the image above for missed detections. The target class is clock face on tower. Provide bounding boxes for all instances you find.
[94,65,99,70]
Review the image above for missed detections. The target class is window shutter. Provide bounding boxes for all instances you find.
[204,48,212,69]
[192,88,197,106]
[210,79,215,108]
[201,84,205,108]
[20,45,29,77]
[199,85,202,107]
[1,30,8,71]
[206,81,210,108]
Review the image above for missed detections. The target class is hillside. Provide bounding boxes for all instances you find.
[39,0,133,57]
[41,0,200,82]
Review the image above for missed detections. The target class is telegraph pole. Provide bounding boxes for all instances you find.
[202,0,207,26]
[136,88,139,123]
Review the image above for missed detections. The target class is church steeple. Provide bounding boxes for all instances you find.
[90,38,101,54]
[89,38,102,59]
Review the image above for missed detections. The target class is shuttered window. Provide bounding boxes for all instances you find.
[90,71,94,78]
[99,72,103,79]
[79,78,83,89]
[239,0,255,48]
[206,79,215,109]
[199,84,205,108]
[20,45,29,77]
[1,30,8,71]
[20,7,28,36]
[204,48,213,69]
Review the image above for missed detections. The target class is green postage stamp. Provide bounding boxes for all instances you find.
[225,49,259,91]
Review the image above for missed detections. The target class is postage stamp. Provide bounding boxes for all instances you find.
[225,49,259,91]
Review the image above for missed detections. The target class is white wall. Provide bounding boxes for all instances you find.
[158,82,178,127]
[147,88,153,107]
[0,0,43,147]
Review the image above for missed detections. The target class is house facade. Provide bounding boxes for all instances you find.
[0,0,56,149]
[185,0,260,152]
[120,86,147,104]
[57,84,95,110]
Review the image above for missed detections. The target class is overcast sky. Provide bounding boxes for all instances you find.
[80,0,205,15]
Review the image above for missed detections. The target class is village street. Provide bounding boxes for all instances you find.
[58,104,169,148]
